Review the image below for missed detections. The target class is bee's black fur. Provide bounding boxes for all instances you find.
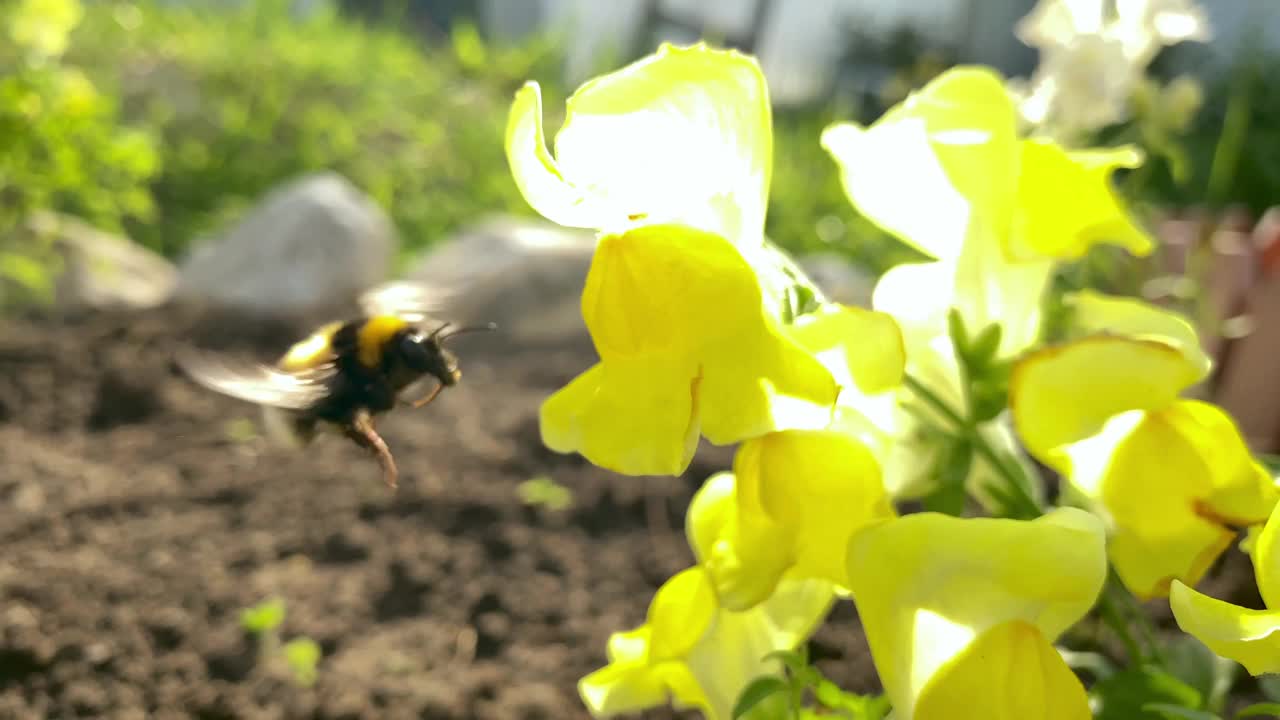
[293,318,457,438]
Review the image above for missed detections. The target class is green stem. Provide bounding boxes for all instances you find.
[901,374,967,429]
[1114,571,1166,666]
[1103,570,1169,666]
[902,373,1043,518]
[1097,585,1145,665]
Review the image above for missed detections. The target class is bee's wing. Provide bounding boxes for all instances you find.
[175,347,334,410]
[358,281,459,324]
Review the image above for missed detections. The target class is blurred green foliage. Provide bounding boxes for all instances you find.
[63,0,561,263]
[9,0,906,278]
[0,0,159,307]
[6,0,1276,302]
[1095,31,1280,221]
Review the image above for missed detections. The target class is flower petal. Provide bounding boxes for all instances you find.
[681,574,836,720]
[554,224,840,473]
[1252,498,1280,611]
[686,471,794,612]
[1064,290,1212,380]
[583,224,839,447]
[647,567,718,661]
[584,224,763,356]
[1244,491,1280,609]
[581,564,835,720]
[578,651,682,718]
[845,508,1106,720]
[577,576,717,718]
[1167,401,1278,530]
[1062,403,1249,598]
[787,304,906,397]
[733,428,894,592]
[506,81,616,230]
[1169,580,1280,677]
[1011,336,1203,465]
[914,620,1091,720]
[1010,141,1153,260]
[822,66,1018,263]
[539,358,700,477]
[546,42,771,244]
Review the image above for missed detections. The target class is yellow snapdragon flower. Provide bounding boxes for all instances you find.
[690,304,905,610]
[822,65,1153,502]
[580,473,836,720]
[1011,291,1277,598]
[507,43,842,476]
[846,507,1107,720]
[1170,499,1280,676]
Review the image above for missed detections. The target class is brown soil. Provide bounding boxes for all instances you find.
[0,305,879,719]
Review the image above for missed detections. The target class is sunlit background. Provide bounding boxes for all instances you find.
[3,0,1280,717]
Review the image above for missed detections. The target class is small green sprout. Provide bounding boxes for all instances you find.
[240,597,285,634]
[517,475,574,512]
[239,597,321,688]
[283,637,321,687]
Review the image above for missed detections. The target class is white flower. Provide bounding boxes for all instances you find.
[1013,0,1211,142]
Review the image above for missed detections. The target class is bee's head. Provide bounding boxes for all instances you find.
[395,321,496,386]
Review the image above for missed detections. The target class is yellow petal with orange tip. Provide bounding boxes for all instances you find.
[1064,405,1239,599]
[1010,335,1203,469]
[1064,289,1212,382]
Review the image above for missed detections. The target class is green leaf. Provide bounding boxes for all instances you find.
[764,648,809,676]
[947,309,969,357]
[732,676,789,720]
[0,252,55,296]
[1261,676,1280,702]
[967,321,1003,369]
[1093,666,1205,720]
[1164,635,1238,714]
[1258,454,1280,478]
[1142,704,1222,720]
[240,597,285,634]
[1058,648,1118,680]
[282,637,321,687]
[1237,703,1280,719]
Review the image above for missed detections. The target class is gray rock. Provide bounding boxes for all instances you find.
[22,211,177,312]
[405,214,598,353]
[174,172,395,316]
[796,251,877,308]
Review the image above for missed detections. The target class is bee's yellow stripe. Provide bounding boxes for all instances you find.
[357,315,409,368]
[278,321,343,371]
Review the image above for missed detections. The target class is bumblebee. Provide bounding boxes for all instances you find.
[176,282,495,489]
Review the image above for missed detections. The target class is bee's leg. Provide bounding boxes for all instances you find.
[403,381,444,409]
[346,409,398,489]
